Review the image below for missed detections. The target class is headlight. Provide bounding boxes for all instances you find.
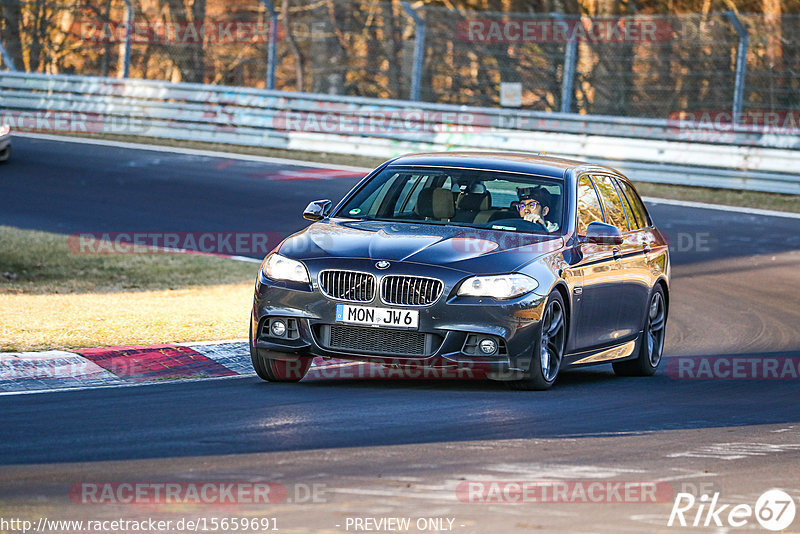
[457,273,538,299]
[261,253,309,283]
[0,125,9,136]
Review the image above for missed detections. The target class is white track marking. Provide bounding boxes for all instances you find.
[642,196,800,220]
[469,463,644,479]
[17,133,800,221]
[666,442,800,460]
[14,132,370,172]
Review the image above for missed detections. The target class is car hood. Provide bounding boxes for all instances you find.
[278,219,564,272]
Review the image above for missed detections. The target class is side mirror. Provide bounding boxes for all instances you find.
[303,199,332,221]
[581,221,623,246]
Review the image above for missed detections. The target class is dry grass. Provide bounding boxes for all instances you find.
[0,226,258,352]
[0,283,253,352]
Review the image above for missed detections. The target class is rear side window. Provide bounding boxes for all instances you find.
[592,175,630,232]
[612,178,641,229]
[615,179,651,228]
[576,175,605,234]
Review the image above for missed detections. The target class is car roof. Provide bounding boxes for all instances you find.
[386,151,617,180]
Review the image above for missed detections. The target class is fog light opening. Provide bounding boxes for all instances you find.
[270,320,287,338]
[479,338,498,355]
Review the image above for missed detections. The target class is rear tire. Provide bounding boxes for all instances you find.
[249,322,312,382]
[509,290,567,391]
[613,285,667,377]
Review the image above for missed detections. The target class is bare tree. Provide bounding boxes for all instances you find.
[0,0,25,69]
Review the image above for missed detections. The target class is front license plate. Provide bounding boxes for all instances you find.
[335,304,419,329]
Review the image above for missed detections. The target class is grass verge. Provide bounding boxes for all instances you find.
[0,225,257,352]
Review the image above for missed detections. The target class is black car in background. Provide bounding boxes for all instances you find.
[250,152,670,390]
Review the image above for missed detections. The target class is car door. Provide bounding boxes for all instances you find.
[567,174,626,352]
[592,174,648,341]
[614,177,660,334]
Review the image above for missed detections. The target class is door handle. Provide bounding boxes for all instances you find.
[643,242,652,254]
[612,247,621,260]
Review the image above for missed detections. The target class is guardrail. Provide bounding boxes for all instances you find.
[1,71,799,194]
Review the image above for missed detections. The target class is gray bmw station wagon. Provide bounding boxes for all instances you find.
[250,152,670,390]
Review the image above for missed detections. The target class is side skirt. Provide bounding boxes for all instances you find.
[564,336,641,368]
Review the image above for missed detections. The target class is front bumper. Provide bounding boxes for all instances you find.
[251,258,548,378]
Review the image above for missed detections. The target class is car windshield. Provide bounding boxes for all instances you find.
[336,166,565,235]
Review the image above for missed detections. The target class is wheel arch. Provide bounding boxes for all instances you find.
[550,281,571,348]
[654,276,669,313]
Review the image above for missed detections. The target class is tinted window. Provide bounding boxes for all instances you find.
[616,179,651,228]
[338,166,565,234]
[611,178,641,229]
[592,175,630,232]
[576,175,605,234]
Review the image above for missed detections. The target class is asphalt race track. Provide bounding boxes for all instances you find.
[1,136,799,532]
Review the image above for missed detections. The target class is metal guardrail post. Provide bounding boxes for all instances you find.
[259,0,278,90]
[0,41,17,71]
[553,13,577,114]
[120,0,133,78]
[401,2,425,101]
[725,11,749,126]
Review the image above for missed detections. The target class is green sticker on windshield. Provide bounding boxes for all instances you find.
[349,208,362,215]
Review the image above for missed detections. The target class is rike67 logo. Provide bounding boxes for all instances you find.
[668,489,796,531]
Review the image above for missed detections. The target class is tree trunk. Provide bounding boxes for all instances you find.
[162,0,206,83]
[0,0,25,70]
[281,0,306,92]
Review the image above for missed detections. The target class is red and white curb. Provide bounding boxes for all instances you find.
[0,341,376,395]
[0,341,253,395]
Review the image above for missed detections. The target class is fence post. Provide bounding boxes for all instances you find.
[259,0,278,90]
[553,13,577,114]
[725,11,748,125]
[119,0,133,78]
[401,2,425,101]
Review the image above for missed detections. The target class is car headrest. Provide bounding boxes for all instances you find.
[451,182,487,194]
[431,188,455,219]
[457,191,491,212]
[414,187,436,217]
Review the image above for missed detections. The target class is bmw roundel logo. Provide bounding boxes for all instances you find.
[376,260,390,270]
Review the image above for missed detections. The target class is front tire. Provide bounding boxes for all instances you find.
[613,285,667,377]
[509,290,567,391]
[249,323,312,382]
